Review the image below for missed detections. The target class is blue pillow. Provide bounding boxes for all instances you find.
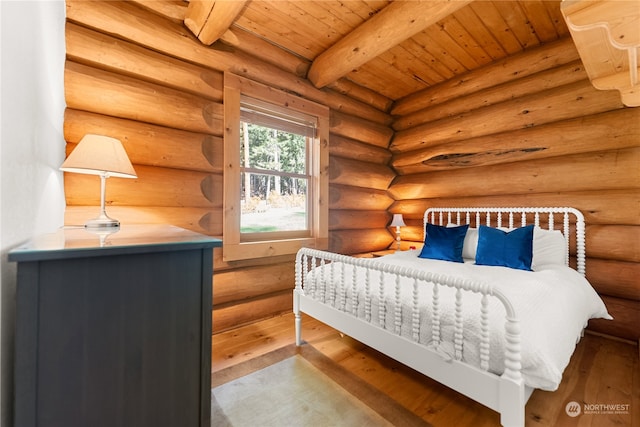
[475,225,534,271]
[419,223,469,263]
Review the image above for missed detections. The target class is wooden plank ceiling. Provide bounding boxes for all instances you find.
[225,0,570,106]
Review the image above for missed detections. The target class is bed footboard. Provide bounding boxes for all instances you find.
[294,247,528,427]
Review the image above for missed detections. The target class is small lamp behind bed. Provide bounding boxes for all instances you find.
[390,213,406,251]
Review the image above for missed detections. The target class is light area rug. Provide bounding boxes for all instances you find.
[211,344,430,427]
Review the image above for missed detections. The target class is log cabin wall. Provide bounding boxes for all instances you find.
[387,37,640,342]
[62,0,395,333]
[62,1,638,342]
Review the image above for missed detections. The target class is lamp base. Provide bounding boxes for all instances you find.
[85,213,120,229]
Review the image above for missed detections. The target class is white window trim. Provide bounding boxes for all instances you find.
[223,73,329,261]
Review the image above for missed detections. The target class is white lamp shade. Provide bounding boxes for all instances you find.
[60,134,137,178]
[390,213,406,227]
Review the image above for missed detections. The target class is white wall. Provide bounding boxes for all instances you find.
[0,1,66,425]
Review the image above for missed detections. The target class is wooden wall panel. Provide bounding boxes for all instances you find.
[326,81,393,113]
[213,263,294,305]
[64,206,223,236]
[329,156,395,191]
[390,190,640,225]
[66,22,223,101]
[63,2,638,340]
[391,37,580,116]
[392,60,588,131]
[329,210,390,231]
[64,109,223,173]
[211,256,295,334]
[228,26,312,78]
[63,0,396,335]
[389,38,640,340]
[393,108,640,174]
[329,184,394,211]
[65,61,223,135]
[212,291,292,333]
[330,111,394,148]
[587,226,640,263]
[64,165,223,208]
[587,259,640,301]
[326,106,394,241]
[391,80,624,153]
[329,134,392,165]
[588,296,640,342]
[329,229,394,255]
[65,0,391,126]
[389,148,639,201]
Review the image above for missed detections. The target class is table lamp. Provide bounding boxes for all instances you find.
[60,134,137,229]
[390,213,406,251]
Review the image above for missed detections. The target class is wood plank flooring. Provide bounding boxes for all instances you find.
[212,313,639,427]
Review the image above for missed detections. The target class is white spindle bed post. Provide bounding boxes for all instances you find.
[431,283,441,346]
[309,255,316,297]
[492,285,525,427]
[364,267,372,322]
[330,261,338,306]
[575,210,586,276]
[339,262,346,311]
[480,294,490,371]
[412,278,420,342]
[319,258,326,303]
[351,264,358,316]
[394,274,402,335]
[454,288,464,361]
[378,271,386,328]
[294,252,303,346]
[563,213,570,267]
[499,314,525,427]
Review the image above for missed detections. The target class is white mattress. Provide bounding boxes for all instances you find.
[304,250,611,391]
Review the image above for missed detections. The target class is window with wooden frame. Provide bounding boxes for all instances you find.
[223,73,329,261]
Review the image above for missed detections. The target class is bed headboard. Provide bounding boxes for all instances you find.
[424,207,586,276]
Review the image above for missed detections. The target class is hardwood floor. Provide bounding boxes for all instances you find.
[212,313,639,427]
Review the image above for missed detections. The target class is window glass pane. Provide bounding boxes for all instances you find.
[240,97,313,238]
[241,173,308,233]
[240,122,307,174]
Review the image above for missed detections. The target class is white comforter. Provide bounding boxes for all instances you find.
[304,250,611,391]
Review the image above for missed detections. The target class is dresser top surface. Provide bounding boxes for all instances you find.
[8,224,222,262]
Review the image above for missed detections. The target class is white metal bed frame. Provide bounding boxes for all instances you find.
[294,207,586,427]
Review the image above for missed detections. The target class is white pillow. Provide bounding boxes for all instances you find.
[447,223,477,260]
[447,224,566,269]
[462,227,479,260]
[531,227,567,270]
